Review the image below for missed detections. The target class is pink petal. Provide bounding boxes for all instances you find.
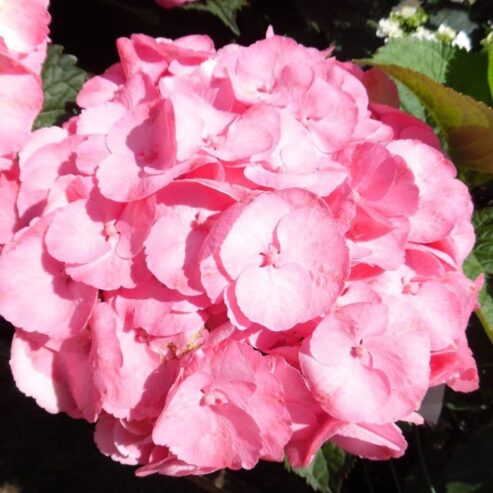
[0,53,43,155]
[0,215,98,339]
[91,303,176,420]
[235,263,313,332]
[332,422,407,460]
[145,211,208,295]
[153,372,262,470]
[0,166,19,244]
[275,205,349,317]
[116,195,156,259]
[66,249,151,291]
[108,276,207,337]
[0,0,50,55]
[97,100,183,202]
[45,199,114,265]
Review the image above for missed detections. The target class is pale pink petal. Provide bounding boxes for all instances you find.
[0,215,98,339]
[0,53,43,155]
[10,330,75,415]
[0,166,19,244]
[0,0,50,56]
[332,422,407,460]
[66,249,151,291]
[108,276,207,337]
[97,100,182,202]
[91,303,177,420]
[300,302,430,424]
[275,205,349,317]
[116,195,156,259]
[145,211,208,295]
[153,372,262,470]
[235,263,313,332]
[45,199,113,265]
[387,140,472,243]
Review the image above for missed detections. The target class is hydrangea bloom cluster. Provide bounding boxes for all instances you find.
[0,27,481,475]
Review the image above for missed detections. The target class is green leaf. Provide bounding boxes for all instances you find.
[446,49,492,106]
[463,207,493,343]
[369,39,453,118]
[369,39,492,108]
[464,255,493,345]
[471,208,493,275]
[363,62,493,173]
[371,39,456,83]
[33,45,88,130]
[184,0,248,36]
[484,34,493,103]
[444,429,493,493]
[287,443,353,493]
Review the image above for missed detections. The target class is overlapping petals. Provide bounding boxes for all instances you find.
[0,0,50,249]
[0,24,480,478]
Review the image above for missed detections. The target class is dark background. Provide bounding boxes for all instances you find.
[1,1,493,492]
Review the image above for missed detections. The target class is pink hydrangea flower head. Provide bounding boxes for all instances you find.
[0,21,481,477]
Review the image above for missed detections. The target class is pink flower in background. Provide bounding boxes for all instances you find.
[0,10,481,479]
[0,0,50,73]
[155,0,199,9]
[0,0,50,248]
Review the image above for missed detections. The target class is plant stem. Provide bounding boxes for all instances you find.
[414,427,437,493]
[362,460,376,493]
[389,460,403,493]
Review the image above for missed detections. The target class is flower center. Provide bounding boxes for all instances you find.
[137,149,158,164]
[260,243,280,267]
[193,210,209,228]
[103,222,118,241]
[200,389,228,407]
[350,339,366,358]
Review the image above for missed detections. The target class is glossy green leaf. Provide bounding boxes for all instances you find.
[471,208,493,275]
[484,34,493,102]
[371,39,456,83]
[184,0,248,35]
[33,45,88,129]
[463,208,493,344]
[287,443,353,493]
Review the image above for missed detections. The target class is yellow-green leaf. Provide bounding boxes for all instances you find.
[484,34,493,102]
[366,63,493,174]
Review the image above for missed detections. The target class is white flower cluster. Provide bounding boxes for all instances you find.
[376,0,472,51]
